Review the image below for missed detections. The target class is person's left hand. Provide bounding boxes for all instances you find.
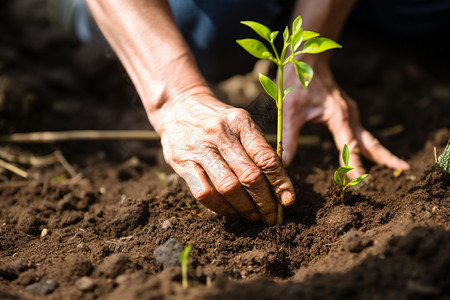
[281,58,410,177]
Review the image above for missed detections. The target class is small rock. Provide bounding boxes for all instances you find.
[75,276,96,291]
[25,279,59,295]
[153,238,184,268]
[161,220,172,230]
[40,228,49,238]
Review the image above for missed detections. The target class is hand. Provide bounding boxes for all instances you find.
[282,59,410,177]
[158,94,295,225]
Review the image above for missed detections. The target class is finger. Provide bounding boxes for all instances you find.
[233,111,296,207]
[218,135,278,225]
[197,150,262,222]
[327,112,366,179]
[356,128,410,170]
[175,162,237,215]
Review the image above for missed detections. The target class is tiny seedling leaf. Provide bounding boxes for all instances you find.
[338,166,355,174]
[342,144,350,166]
[283,26,290,43]
[435,140,450,173]
[259,73,278,101]
[302,31,320,41]
[270,31,279,42]
[283,86,295,99]
[290,59,313,88]
[292,16,302,35]
[291,28,304,52]
[302,37,342,54]
[240,21,271,42]
[347,174,368,186]
[236,39,272,60]
[334,171,342,186]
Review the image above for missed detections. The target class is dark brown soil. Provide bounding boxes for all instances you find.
[1,1,449,299]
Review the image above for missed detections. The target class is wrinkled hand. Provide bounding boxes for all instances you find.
[282,59,410,177]
[158,95,295,225]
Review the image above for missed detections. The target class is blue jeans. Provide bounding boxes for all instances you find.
[70,0,450,81]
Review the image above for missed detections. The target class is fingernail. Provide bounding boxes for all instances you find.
[281,191,294,206]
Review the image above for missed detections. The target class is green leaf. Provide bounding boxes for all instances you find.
[236,39,272,60]
[338,166,355,174]
[291,28,304,52]
[435,140,450,173]
[334,171,342,186]
[259,73,278,101]
[240,21,271,42]
[302,31,320,41]
[292,16,302,35]
[302,37,342,54]
[270,31,279,42]
[290,59,313,88]
[283,86,295,99]
[342,144,350,166]
[347,174,368,186]
[283,26,289,43]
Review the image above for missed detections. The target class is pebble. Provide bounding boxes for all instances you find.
[75,276,96,291]
[161,220,172,230]
[25,279,59,295]
[153,238,184,268]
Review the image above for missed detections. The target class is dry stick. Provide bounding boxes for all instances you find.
[54,149,78,178]
[0,158,28,179]
[0,130,320,146]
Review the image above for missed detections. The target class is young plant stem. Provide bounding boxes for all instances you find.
[276,65,284,224]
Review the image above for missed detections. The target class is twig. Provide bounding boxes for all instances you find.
[54,149,78,178]
[0,130,320,146]
[0,158,28,179]
[0,130,160,143]
[0,146,58,167]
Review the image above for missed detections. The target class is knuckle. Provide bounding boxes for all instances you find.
[255,151,280,171]
[227,108,251,123]
[239,167,264,187]
[215,176,240,196]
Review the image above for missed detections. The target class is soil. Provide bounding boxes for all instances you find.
[1,1,449,299]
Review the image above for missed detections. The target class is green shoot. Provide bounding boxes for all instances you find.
[237,16,341,223]
[435,140,450,173]
[334,144,368,200]
[180,244,192,288]
[154,171,167,187]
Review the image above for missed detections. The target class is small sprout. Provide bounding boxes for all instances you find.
[237,16,341,224]
[154,171,167,187]
[180,244,192,288]
[435,140,450,173]
[334,144,368,200]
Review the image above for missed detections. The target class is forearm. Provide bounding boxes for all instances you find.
[86,0,213,133]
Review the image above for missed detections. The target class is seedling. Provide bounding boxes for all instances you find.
[237,16,341,223]
[334,144,368,200]
[180,244,192,288]
[435,140,450,173]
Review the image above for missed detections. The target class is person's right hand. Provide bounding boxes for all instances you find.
[157,91,295,225]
